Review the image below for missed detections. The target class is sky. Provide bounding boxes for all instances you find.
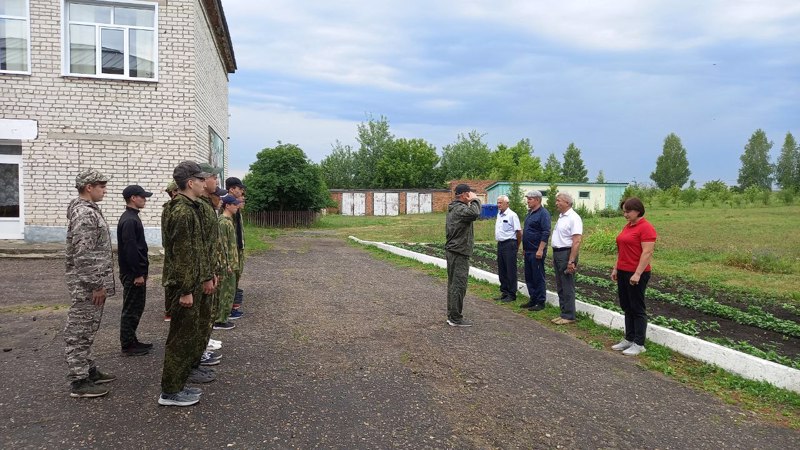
[222,0,800,185]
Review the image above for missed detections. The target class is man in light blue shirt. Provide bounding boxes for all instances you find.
[495,195,522,302]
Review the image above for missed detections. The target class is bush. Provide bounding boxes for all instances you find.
[583,226,618,255]
[596,205,621,218]
[725,249,796,274]
[573,203,594,219]
[778,189,795,205]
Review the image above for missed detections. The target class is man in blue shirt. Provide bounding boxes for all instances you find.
[521,190,551,311]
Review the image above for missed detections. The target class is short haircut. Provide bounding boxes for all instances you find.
[176,178,189,190]
[497,195,509,202]
[621,197,646,217]
[556,192,573,206]
[525,190,542,199]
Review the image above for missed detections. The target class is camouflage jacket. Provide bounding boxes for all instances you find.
[445,199,481,256]
[198,196,223,279]
[161,194,207,294]
[218,215,238,276]
[65,198,116,295]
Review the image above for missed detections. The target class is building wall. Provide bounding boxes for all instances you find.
[486,182,629,211]
[329,189,451,215]
[0,0,231,243]
[193,0,229,176]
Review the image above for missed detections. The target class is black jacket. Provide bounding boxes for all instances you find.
[117,207,149,277]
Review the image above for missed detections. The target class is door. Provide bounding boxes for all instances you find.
[386,193,399,216]
[374,193,386,216]
[353,193,366,216]
[0,152,24,240]
[419,193,432,213]
[342,192,354,215]
[406,192,419,214]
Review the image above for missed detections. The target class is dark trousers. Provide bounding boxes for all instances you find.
[616,270,651,345]
[523,251,547,305]
[161,286,202,393]
[553,250,577,320]
[446,251,470,321]
[120,273,146,348]
[496,240,518,300]
[191,291,215,368]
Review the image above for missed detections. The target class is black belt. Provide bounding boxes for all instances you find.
[499,239,517,243]
[552,247,571,252]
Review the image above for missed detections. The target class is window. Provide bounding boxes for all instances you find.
[579,191,591,199]
[0,0,30,73]
[63,1,157,80]
[209,127,224,183]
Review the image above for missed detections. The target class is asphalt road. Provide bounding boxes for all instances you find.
[0,233,797,449]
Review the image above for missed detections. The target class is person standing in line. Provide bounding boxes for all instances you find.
[214,194,241,330]
[494,195,521,303]
[162,180,178,322]
[117,184,154,356]
[159,161,211,407]
[551,192,583,325]
[445,184,481,327]
[611,197,657,356]
[520,190,551,311]
[64,169,117,398]
[225,177,246,318]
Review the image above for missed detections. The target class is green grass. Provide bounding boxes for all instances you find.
[356,242,800,429]
[313,205,800,302]
[244,223,281,255]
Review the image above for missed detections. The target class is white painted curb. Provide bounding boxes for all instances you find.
[350,236,800,393]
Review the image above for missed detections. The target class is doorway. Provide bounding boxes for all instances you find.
[0,141,24,239]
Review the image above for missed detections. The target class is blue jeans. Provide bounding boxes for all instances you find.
[523,251,547,305]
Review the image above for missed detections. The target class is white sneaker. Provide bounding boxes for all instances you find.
[622,343,646,356]
[207,339,222,351]
[611,339,633,351]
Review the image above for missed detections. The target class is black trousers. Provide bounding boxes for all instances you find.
[496,240,518,300]
[616,270,651,345]
[120,273,147,348]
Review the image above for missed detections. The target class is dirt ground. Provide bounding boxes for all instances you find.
[0,233,797,449]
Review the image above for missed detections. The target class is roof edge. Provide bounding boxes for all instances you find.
[202,0,237,73]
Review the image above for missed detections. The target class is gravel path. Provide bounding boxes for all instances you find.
[0,233,797,448]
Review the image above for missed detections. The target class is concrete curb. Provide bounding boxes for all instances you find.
[350,236,800,393]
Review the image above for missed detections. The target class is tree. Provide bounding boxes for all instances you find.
[595,170,606,183]
[243,143,331,212]
[737,129,773,190]
[319,141,356,189]
[489,138,543,181]
[507,181,527,220]
[375,138,440,188]
[353,114,394,188]
[561,143,588,182]
[680,180,699,206]
[775,132,798,191]
[650,133,691,189]
[543,153,562,183]
[439,130,492,180]
[545,182,559,217]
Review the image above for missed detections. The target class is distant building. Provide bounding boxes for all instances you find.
[0,0,236,242]
[329,189,452,216]
[486,181,629,212]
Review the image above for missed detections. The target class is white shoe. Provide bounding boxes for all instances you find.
[611,339,633,351]
[622,343,646,356]
[206,339,222,351]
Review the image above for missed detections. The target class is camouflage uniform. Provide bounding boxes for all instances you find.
[193,196,221,365]
[217,214,239,323]
[445,198,481,322]
[64,173,115,382]
[161,193,207,393]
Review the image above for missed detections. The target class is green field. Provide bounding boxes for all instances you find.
[313,205,800,303]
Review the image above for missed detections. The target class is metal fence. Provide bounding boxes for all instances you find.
[243,210,321,228]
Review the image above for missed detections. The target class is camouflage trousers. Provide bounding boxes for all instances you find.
[446,251,470,321]
[64,289,104,381]
[191,290,217,368]
[161,286,202,393]
[217,273,236,323]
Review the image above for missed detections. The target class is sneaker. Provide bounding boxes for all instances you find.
[158,390,200,407]
[611,339,634,351]
[195,366,216,375]
[200,351,221,366]
[519,302,535,308]
[164,314,171,322]
[135,340,154,350]
[208,338,222,348]
[553,317,576,325]
[70,379,109,398]
[206,341,222,351]
[446,318,473,327]
[527,303,545,311]
[88,368,117,384]
[622,344,646,356]
[121,344,149,356]
[228,309,244,320]
[187,368,216,383]
[213,322,236,330]
[183,386,203,396]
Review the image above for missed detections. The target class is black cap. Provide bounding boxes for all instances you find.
[173,161,212,183]
[212,186,228,197]
[221,194,242,205]
[225,177,246,190]
[454,184,473,195]
[122,185,153,199]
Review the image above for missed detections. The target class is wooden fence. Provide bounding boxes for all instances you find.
[243,210,321,228]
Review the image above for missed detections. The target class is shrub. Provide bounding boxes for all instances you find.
[596,205,621,218]
[573,203,594,219]
[778,189,795,205]
[583,227,618,255]
[725,249,796,274]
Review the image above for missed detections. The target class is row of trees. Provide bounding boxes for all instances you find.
[649,130,800,192]
[320,115,591,189]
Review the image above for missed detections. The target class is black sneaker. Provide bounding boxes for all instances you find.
[519,302,535,308]
[122,344,149,356]
[135,340,154,350]
[187,368,216,384]
[213,322,235,330]
[88,367,117,384]
[70,379,109,398]
[528,303,545,311]
[500,297,515,303]
[446,318,473,327]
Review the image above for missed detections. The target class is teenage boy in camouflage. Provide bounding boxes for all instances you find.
[159,161,211,406]
[214,194,241,330]
[64,169,117,398]
[225,177,246,318]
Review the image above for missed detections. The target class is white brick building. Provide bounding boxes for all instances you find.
[0,0,236,243]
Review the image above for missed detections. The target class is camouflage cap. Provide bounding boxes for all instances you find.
[75,169,110,188]
[173,160,212,183]
[164,180,178,192]
[198,162,223,176]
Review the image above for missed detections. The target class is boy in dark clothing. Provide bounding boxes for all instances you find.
[445,184,481,327]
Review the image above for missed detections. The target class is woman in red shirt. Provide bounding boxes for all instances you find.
[610,197,657,356]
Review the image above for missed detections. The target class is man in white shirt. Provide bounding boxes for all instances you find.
[494,195,522,302]
[551,192,583,324]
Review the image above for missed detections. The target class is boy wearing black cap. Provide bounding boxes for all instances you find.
[118,185,154,356]
[225,177,246,315]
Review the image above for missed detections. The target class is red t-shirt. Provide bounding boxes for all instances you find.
[615,218,657,272]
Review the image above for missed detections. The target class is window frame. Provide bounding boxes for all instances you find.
[209,126,225,184]
[0,0,32,75]
[578,191,591,199]
[61,0,159,81]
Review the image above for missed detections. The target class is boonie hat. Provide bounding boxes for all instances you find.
[122,185,153,199]
[173,161,212,183]
[454,183,473,196]
[75,169,110,189]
